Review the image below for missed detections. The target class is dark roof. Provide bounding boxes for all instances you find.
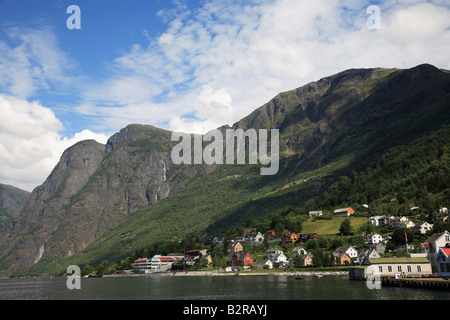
[424,232,448,244]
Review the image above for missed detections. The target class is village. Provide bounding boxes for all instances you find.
[128,206,450,284]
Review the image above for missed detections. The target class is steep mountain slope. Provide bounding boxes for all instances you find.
[0,184,30,231]
[0,126,186,275]
[1,64,449,277]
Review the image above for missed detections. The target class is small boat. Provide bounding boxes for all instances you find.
[295,277,304,280]
[314,274,322,279]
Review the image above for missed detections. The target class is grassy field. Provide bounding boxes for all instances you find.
[302,217,368,236]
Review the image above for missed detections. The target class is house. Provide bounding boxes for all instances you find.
[334,207,355,217]
[185,249,210,257]
[266,248,283,257]
[332,246,358,265]
[289,247,308,260]
[368,215,393,226]
[253,259,273,269]
[271,252,288,266]
[396,244,415,252]
[421,230,450,261]
[227,241,243,253]
[265,230,277,239]
[413,222,434,234]
[183,249,210,266]
[331,251,351,266]
[134,255,183,272]
[281,232,298,244]
[227,252,253,268]
[371,243,386,255]
[266,248,288,266]
[203,254,213,267]
[365,232,384,244]
[244,231,264,244]
[300,254,313,267]
[349,257,432,280]
[288,247,313,267]
[391,216,415,228]
[434,248,450,279]
[308,210,323,218]
[298,233,319,243]
[133,258,151,272]
[356,247,381,265]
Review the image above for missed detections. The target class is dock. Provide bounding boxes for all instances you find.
[382,277,450,291]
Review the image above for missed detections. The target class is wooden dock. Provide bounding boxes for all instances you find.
[382,277,450,291]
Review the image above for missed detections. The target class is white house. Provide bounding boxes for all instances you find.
[368,215,393,226]
[333,246,358,260]
[308,210,323,218]
[356,247,381,265]
[413,222,434,234]
[421,231,450,261]
[244,231,264,244]
[266,248,283,257]
[253,259,273,269]
[391,216,415,228]
[266,248,288,266]
[434,248,450,279]
[365,232,384,244]
[272,253,288,266]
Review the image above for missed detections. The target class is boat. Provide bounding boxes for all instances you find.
[295,277,304,280]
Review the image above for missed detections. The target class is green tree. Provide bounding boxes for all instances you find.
[339,218,352,235]
[293,255,304,268]
[95,260,109,275]
[312,249,324,267]
[392,228,414,246]
[81,264,94,276]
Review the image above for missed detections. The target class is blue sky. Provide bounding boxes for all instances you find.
[1,0,450,191]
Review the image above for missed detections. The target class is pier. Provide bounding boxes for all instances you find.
[382,277,450,291]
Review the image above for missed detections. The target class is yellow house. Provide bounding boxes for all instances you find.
[204,254,213,267]
[228,241,243,253]
[303,254,313,267]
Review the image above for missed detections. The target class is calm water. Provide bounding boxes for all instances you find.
[0,275,449,300]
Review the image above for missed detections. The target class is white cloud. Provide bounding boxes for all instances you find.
[0,25,76,99]
[77,0,450,135]
[0,95,109,192]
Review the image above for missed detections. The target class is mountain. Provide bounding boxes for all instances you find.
[0,184,30,231]
[1,64,449,277]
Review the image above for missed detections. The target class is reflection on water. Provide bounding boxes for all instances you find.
[0,275,449,300]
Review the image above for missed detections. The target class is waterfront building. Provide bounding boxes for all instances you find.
[349,257,432,280]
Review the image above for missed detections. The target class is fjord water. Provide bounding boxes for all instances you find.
[1,275,449,300]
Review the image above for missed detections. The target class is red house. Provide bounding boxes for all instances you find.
[227,252,254,268]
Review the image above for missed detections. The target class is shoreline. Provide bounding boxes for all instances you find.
[103,270,349,278]
[0,270,349,280]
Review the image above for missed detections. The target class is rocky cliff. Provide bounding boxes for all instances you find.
[0,184,30,231]
[0,125,182,275]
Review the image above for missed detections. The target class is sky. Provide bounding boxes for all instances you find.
[0,0,450,192]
